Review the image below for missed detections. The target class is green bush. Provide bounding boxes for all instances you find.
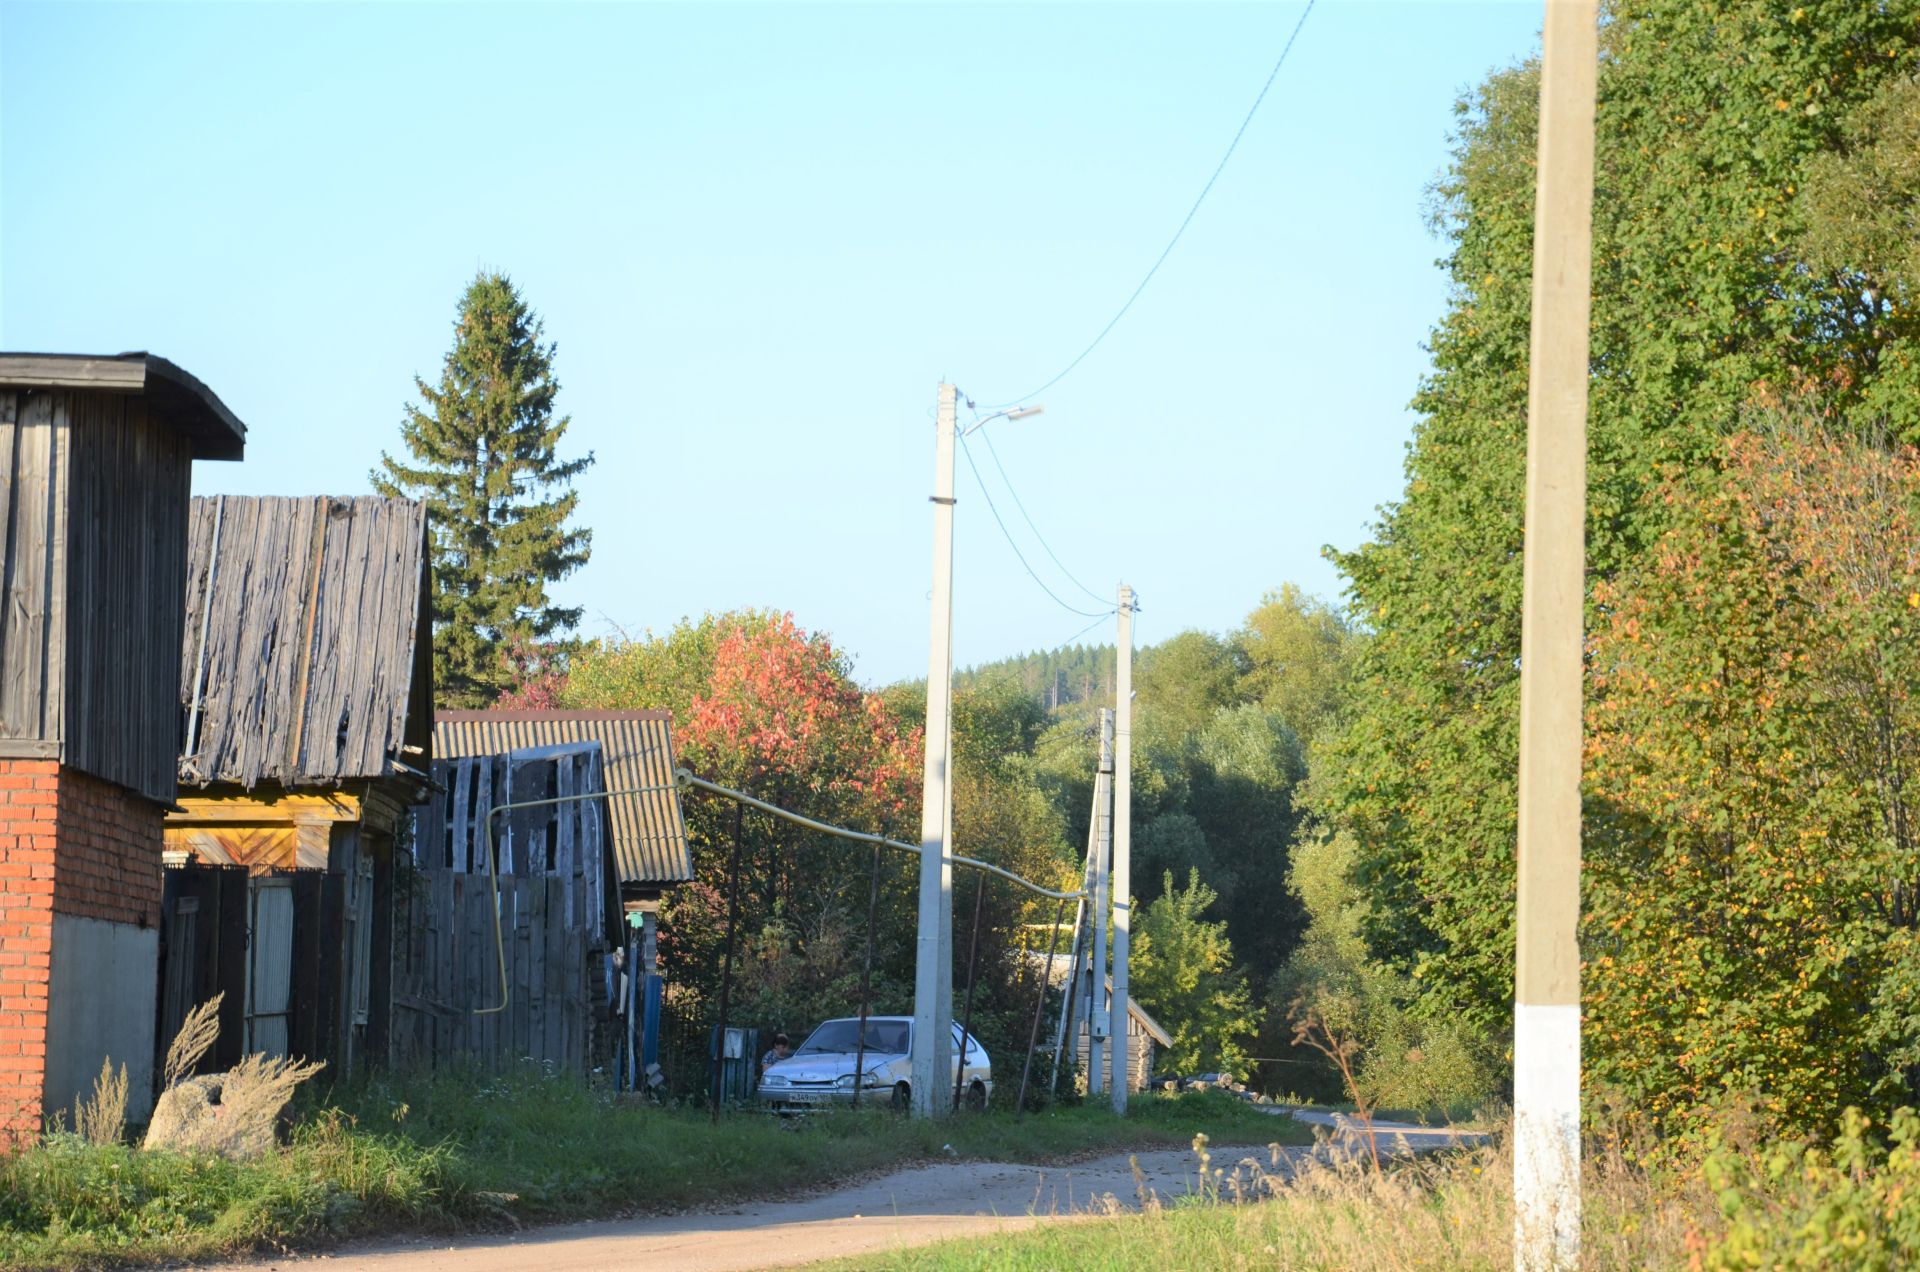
[1703,1107,1920,1270]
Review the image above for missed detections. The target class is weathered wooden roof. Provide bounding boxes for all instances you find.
[432,710,694,888]
[178,495,432,789]
[0,352,247,458]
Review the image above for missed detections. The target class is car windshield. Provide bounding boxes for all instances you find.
[796,1019,909,1055]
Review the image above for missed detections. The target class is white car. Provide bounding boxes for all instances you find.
[758,1015,992,1112]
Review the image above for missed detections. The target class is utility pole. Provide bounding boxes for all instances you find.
[1050,787,1102,1098]
[1088,709,1114,1096]
[1110,585,1135,1111]
[1514,3,1596,1268]
[911,382,959,1118]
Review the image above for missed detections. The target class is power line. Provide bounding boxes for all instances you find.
[958,435,1111,619]
[979,0,1317,409]
[974,425,1110,607]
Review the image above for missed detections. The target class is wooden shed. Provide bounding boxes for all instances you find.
[392,743,614,1074]
[159,495,432,1083]
[1028,951,1174,1094]
[0,352,244,1138]
[430,711,693,1090]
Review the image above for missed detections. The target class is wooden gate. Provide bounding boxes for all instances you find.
[391,745,610,1074]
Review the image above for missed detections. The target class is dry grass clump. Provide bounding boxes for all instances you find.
[142,993,325,1161]
[162,994,223,1089]
[72,1059,129,1148]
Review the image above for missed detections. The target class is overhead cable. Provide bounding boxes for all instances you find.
[958,435,1111,619]
[974,425,1111,607]
[978,0,1317,409]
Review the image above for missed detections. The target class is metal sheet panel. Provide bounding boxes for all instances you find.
[432,710,693,887]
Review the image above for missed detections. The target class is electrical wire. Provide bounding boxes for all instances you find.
[958,434,1111,619]
[978,0,1317,409]
[974,425,1111,607]
[1052,609,1115,650]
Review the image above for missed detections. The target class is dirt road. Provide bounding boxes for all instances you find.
[211,1118,1472,1272]
[207,1145,1261,1272]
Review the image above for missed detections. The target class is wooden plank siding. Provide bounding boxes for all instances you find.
[64,392,192,802]
[390,746,608,1075]
[0,388,192,804]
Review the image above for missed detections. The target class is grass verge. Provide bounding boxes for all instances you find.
[0,1076,1308,1270]
[823,1105,1920,1271]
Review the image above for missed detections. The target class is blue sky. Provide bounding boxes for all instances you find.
[1,1,1540,686]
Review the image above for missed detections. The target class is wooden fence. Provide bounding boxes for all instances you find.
[389,868,596,1073]
[390,746,612,1074]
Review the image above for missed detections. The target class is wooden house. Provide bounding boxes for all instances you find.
[159,495,431,1083]
[0,353,244,1138]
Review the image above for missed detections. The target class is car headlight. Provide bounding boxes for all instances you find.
[762,1074,789,1087]
[835,1073,858,1088]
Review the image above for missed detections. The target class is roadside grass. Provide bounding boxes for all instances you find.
[823,1132,1713,1271]
[0,1073,1308,1271]
[825,1106,1920,1271]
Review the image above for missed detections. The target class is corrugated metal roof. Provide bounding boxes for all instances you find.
[433,710,694,888]
[178,495,430,789]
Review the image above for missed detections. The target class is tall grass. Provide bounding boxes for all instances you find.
[830,1129,1712,1271]
[832,1107,1920,1271]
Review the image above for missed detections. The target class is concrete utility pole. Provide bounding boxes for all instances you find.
[1050,767,1105,1097]
[1110,585,1135,1111]
[911,382,959,1118]
[1514,3,1597,1267]
[1088,709,1114,1096]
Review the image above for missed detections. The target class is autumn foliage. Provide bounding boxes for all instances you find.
[1585,422,1920,1133]
[680,613,919,814]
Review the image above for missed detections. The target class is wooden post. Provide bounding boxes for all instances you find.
[1514,3,1598,1268]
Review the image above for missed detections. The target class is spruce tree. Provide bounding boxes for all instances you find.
[374,272,593,707]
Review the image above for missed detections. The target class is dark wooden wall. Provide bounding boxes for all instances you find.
[0,391,68,752]
[65,393,192,804]
[0,389,191,805]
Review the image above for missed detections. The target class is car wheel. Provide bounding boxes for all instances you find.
[965,1081,987,1112]
[890,1082,911,1113]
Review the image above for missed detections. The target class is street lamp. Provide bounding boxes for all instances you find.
[909,384,1041,1118]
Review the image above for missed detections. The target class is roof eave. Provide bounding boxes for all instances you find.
[0,352,246,461]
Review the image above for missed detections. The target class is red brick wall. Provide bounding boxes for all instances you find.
[0,760,164,1143]
[0,759,58,1143]
[54,767,162,928]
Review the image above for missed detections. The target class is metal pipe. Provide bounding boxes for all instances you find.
[852,840,882,1111]
[676,771,1086,902]
[1050,778,1103,1094]
[1017,896,1067,1117]
[711,798,747,1124]
[951,875,987,1112]
[471,772,1088,1019]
